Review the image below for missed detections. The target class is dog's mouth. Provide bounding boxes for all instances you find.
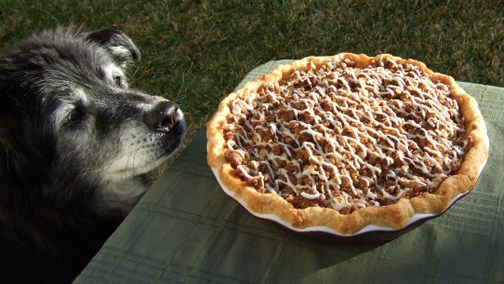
[105,116,186,182]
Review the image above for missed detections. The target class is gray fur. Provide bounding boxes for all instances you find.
[0,26,185,283]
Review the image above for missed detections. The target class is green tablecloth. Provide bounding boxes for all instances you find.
[75,61,504,284]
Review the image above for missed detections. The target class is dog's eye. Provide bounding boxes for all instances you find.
[114,76,124,87]
[67,108,84,124]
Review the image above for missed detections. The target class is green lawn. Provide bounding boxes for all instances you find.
[1,0,503,136]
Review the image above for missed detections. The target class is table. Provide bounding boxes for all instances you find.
[75,61,504,284]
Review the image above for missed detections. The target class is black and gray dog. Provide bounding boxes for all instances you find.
[0,27,185,283]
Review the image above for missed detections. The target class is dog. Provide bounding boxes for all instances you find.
[0,26,185,283]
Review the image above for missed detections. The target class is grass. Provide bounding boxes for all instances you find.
[1,0,503,138]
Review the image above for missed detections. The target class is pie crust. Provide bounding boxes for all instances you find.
[207,53,489,235]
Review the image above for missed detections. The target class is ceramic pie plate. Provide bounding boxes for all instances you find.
[206,54,489,241]
[209,142,488,242]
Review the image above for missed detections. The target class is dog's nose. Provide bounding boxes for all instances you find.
[143,101,183,133]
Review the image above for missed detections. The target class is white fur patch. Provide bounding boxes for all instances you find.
[108,46,132,63]
[101,122,172,181]
[51,88,89,132]
[103,63,126,86]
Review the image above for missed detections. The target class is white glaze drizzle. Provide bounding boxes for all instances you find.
[223,57,467,213]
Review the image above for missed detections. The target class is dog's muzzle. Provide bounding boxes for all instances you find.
[143,100,185,134]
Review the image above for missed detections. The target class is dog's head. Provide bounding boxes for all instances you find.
[0,27,185,213]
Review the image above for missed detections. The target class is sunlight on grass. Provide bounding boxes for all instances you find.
[1,0,502,134]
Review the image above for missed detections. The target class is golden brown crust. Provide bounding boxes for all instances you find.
[207,53,489,235]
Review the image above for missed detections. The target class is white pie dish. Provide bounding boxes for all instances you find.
[209,139,488,241]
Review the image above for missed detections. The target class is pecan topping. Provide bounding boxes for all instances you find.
[223,56,467,214]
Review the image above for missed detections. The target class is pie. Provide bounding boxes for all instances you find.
[206,53,489,235]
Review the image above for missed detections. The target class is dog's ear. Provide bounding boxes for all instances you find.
[87,28,141,67]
